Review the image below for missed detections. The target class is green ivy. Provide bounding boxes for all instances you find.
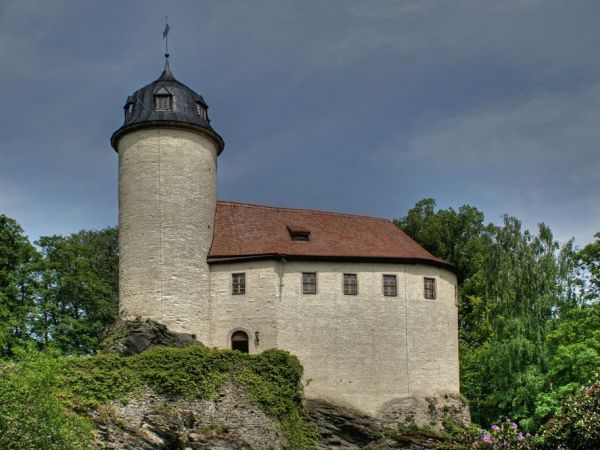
[0,347,320,449]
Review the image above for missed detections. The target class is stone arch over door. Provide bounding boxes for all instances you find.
[230,329,251,353]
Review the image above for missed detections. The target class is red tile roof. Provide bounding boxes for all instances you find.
[209,201,454,271]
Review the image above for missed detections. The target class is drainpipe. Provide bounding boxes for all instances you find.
[278,255,286,301]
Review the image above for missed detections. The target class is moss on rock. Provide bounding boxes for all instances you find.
[0,347,320,449]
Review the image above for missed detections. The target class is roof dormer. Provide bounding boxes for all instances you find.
[124,97,135,120]
[287,225,310,242]
[154,86,173,111]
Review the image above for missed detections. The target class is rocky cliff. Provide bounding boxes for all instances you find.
[0,320,472,449]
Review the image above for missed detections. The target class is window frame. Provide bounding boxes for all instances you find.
[125,102,134,119]
[343,273,358,296]
[382,274,398,297]
[155,94,172,111]
[424,277,436,299]
[290,232,310,241]
[196,102,208,119]
[232,272,246,295]
[302,272,317,295]
[287,225,310,242]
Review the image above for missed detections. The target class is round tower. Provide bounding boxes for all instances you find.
[111,57,224,339]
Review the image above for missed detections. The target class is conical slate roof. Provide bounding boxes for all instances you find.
[111,58,224,153]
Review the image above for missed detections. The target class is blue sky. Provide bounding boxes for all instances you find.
[1,0,599,247]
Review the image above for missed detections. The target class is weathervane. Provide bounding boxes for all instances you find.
[163,16,170,59]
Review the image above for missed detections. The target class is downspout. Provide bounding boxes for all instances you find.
[278,255,286,301]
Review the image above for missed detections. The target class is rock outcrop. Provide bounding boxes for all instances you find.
[307,399,383,448]
[377,395,471,430]
[307,398,471,449]
[91,383,287,449]
[99,319,203,356]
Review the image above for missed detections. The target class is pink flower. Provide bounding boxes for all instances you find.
[491,424,500,431]
[511,422,518,429]
[482,434,492,444]
[517,433,525,440]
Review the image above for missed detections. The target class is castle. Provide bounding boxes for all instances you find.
[110,56,461,420]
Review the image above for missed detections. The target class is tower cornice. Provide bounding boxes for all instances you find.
[111,120,225,154]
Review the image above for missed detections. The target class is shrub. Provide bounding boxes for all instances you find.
[0,350,93,450]
[473,419,536,449]
[536,374,600,450]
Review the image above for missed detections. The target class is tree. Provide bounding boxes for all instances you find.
[577,232,600,303]
[467,219,576,429]
[396,200,578,430]
[0,215,38,357]
[532,301,600,424]
[34,228,118,354]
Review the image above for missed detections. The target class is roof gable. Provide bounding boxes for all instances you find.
[153,86,172,96]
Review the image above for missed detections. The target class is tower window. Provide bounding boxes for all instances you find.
[302,272,317,294]
[196,103,208,119]
[232,273,246,295]
[424,277,436,299]
[125,102,134,119]
[383,275,397,297]
[155,95,172,111]
[343,274,358,295]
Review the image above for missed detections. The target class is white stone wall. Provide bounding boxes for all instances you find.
[208,261,281,352]
[206,260,459,416]
[118,127,218,339]
[116,125,459,418]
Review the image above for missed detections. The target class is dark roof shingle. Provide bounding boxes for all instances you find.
[111,63,224,153]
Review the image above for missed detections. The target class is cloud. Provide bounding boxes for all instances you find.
[384,82,600,244]
[1,0,599,247]
[403,83,600,177]
[0,183,22,210]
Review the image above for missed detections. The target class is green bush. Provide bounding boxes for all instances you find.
[0,347,319,449]
[536,374,600,450]
[0,350,93,450]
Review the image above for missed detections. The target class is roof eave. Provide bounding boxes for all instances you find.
[207,253,461,279]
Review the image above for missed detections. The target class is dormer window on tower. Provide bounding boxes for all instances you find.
[154,86,173,111]
[124,101,135,119]
[196,102,208,120]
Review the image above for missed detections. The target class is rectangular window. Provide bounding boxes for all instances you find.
[155,95,172,111]
[302,272,317,294]
[343,273,358,295]
[383,274,397,296]
[232,273,246,295]
[424,277,436,299]
[287,225,310,241]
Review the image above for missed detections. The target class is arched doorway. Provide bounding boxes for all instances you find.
[231,330,249,353]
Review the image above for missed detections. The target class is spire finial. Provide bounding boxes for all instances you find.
[163,53,171,73]
[159,17,174,80]
[163,16,170,56]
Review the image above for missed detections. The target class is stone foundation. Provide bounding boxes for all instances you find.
[377,394,471,430]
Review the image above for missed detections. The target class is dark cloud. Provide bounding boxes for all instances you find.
[0,0,598,245]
